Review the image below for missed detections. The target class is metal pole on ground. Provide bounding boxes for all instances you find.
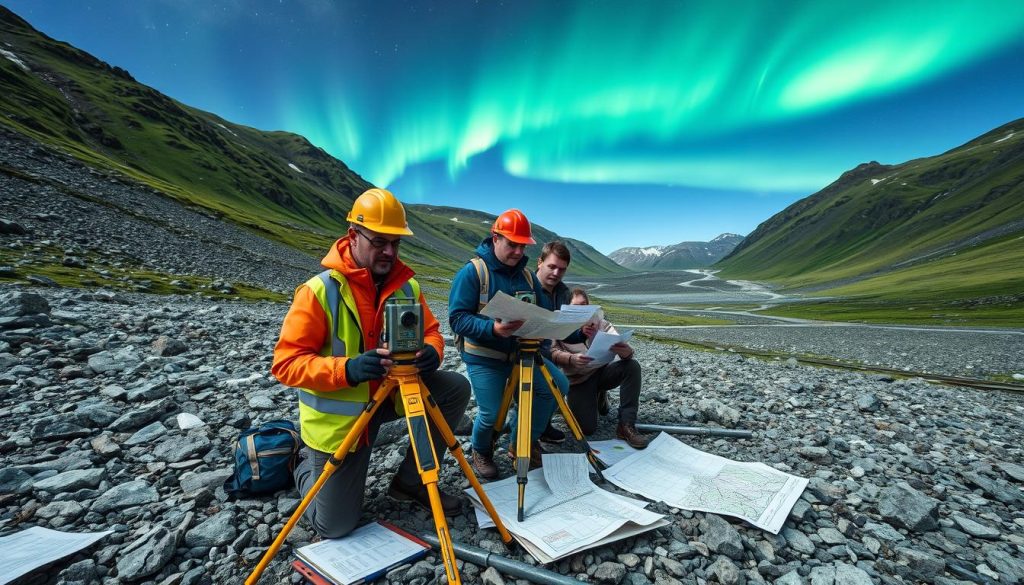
[415,533,587,585]
[635,423,753,439]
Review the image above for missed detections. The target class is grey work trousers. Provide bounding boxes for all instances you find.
[292,369,471,538]
[566,358,642,436]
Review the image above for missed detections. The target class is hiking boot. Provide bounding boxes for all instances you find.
[387,475,463,516]
[508,440,544,470]
[597,389,610,416]
[616,423,650,450]
[539,422,565,444]
[471,449,499,480]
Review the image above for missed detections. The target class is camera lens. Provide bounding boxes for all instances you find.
[400,311,418,327]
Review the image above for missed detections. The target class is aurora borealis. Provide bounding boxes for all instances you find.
[7,1,1024,252]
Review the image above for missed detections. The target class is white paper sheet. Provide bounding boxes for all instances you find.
[584,329,634,364]
[603,433,808,533]
[465,453,667,563]
[480,291,589,340]
[556,304,603,327]
[587,439,640,467]
[0,526,113,584]
[295,522,427,585]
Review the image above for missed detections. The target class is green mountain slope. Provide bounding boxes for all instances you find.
[716,118,1024,307]
[0,6,624,277]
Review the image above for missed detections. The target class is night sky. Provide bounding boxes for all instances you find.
[6,1,1024,253]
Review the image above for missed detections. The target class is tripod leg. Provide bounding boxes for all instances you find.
[246,380,394,585]
[536,361,607,482]
[515,352,535,522]
[490,366,518,454]
[419,384,514,545]
[396,375,461,585]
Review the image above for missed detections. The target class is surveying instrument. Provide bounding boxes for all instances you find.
[246,298,513,585]
[491,335,607,522]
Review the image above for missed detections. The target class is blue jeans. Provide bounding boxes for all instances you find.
[467,358,567,455]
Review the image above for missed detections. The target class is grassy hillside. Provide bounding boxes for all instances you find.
[0,6,625,279]
[716,117,1024,318]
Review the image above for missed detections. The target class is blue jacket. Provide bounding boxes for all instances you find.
[449,237,547,365]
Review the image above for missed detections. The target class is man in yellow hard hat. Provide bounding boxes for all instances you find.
[272,188,471,538]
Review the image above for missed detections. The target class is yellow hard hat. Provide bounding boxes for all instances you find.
[346,188,414,236]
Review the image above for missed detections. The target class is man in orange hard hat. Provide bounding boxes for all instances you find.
[448,209,570,479]
[273,188,471,538]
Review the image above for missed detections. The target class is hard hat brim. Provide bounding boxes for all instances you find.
[502,233,536,245]
[368,224,414,236]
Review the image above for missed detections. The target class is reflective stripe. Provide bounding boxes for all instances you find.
[296,389,366,415]
[317,271,346,357]
[398,281,415,299]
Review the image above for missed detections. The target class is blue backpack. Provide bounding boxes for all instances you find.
[224,419,303,498]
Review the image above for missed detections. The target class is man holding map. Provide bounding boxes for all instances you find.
[550,287,650,449]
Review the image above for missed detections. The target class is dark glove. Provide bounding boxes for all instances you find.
[413,345,440,374]
[345,349,388,385]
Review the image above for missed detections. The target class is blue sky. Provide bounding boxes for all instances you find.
[6,1,1024,253]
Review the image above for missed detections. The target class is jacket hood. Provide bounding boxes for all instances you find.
[475,236,530,273]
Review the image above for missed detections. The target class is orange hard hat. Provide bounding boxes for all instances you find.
[492,209,535,244]
[346,188,414,236]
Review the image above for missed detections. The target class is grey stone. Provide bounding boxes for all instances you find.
[153,433,212,463]
[808,563,873,585]
[91,480,159,513]
[895,547,945,581]
[709,556,743,585]
[184,511,237,548]
[877,482,939,532]
[863,522,905,542]
[796,447,832,464]
[117,525,178,581]
[153,335,188,356]
[774,571,804,585]
[697,398,740,427]
[817,527,846,545]
[782,528,815,555]
[480,566,506,585]
[0,467,32,493]
[951,515,1000,539]
[594,562,628,584]
[986,549,1024,584]
[0,291,49,317]
[33,468,105,493]
[997,461,1024,483]
[699,514,744,560]
[88,348,141,373]
[855,394,880,413]
[124,421,168,446]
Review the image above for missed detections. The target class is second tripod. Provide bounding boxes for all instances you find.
[491,338,606,522]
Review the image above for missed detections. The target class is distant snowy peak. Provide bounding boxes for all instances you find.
[609,233,743,270]
[710,233,741,242]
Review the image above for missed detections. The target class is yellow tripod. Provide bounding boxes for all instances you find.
[491,339,606,522]
[246,356,513,585]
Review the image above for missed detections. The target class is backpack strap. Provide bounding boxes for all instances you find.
[470,257,489,310]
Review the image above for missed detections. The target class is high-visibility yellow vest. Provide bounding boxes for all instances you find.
[297,269,420,453]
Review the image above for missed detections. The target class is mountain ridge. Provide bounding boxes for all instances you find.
[610,233,743,270]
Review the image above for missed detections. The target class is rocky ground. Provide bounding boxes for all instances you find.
[635,324,1024,380]
[2,287,1023,585]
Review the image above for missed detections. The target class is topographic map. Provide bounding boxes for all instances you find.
[603,433,808,533]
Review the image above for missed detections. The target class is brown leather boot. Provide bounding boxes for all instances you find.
[471,449,499,480]
[616,423,650,450]
[508,440,544,470]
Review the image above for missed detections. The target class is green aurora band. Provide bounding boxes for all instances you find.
[283,1,1024,192]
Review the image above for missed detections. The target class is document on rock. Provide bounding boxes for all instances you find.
[480,291,590,340]
[603,433,808,534]
[0,526,113,584]
[466,453,667,563]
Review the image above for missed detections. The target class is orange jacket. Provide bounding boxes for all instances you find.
[272,237,444,392]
